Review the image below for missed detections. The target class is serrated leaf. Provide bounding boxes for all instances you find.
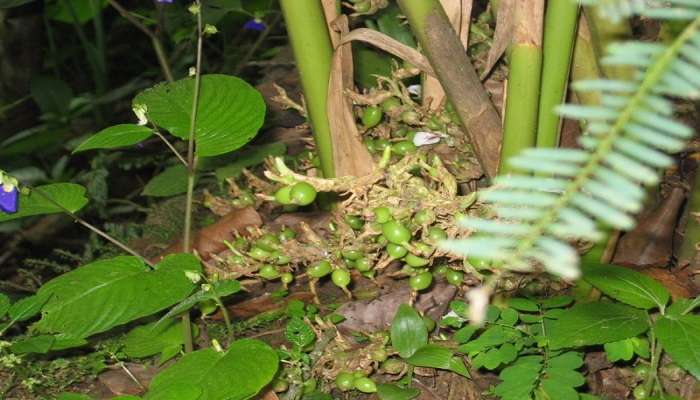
[547,302,649,350]
[145,339,278,400]
[583,263,670,310]
[123,319,184,360]
[0,293,9,317]
[654,315,700,380]
[391,304,428,358]
[405,344,470,377]
[33,254,200,338]
[376,383,420,400]
[158,279,240,323]
[0,183,88,223]
[74,124,153,153]
[133,74,265,157]
[142,165,191,197]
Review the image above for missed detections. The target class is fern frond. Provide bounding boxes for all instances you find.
[441,14,700,280]
[581,0,700,22]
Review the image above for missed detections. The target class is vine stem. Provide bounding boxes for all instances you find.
[180,0,205,354]
[30,187,154,267]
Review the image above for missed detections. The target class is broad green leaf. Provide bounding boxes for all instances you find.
[547,302,649,350]
[133,74,265,157]
[354,45,394,89]
[391,304,428,358]
[405,344,470,377]
[74,124,153,153]
[30,75,73,115]
[0,183,89,223]
[142,165,190,197]
[33,254,200,338]
[0,293,9,317]
[583,263,669,310]
[543,368,585,388]
[123,319,184,361]
[376,383,420,400]
[453,325,478,344]
[10,335,87,354]
[604,338,635,362]
[655,315,700,379]
[158,280,240,322]
[667,297,700,317]
[145,339,278,400]
[213,143,287,180]
[374,3,416,47]
[7,293,50,321]
[46,0,108,24]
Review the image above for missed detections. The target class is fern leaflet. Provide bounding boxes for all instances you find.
[441,6,700,279]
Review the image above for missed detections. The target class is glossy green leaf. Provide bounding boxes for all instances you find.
[7,294,49,321]
[145,339,278,400]
[654,315,700,379]
[391,304,428,358]
[74,124,153,153]
[142,165,190,197]
[547,302,649,350]
[33,254,200,338]
[0,183,89,223]
[583,263,670,309]
[376,383,420,400]
[133,74,265,157]
[494,356,543,400]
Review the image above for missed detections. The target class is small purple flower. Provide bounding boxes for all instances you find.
[0,185,18,214]
[243,18,266,32]
[157,0,173,3]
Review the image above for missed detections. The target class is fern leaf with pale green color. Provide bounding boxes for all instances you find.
[441,9,700,280]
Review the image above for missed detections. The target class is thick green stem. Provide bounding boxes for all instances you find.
[500,0,544,173]
[536,0,580,149]
[678,165,700,267]
[397,0,502,177]
[279,0,335,178]
[584,6,634,81]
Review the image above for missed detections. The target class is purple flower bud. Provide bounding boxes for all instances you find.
[157,0,173,3]
[0,185,19,214]
[243,19,266,32]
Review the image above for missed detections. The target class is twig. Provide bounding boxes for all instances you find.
[107,0,174,82]
[153,128,188,166]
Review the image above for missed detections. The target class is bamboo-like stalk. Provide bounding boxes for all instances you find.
[279,0,336,178]
[397,0,502,178]
[677,167,700,267]
[499,0,544,173]
[536,0,580,149]
[584,6,634,80]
